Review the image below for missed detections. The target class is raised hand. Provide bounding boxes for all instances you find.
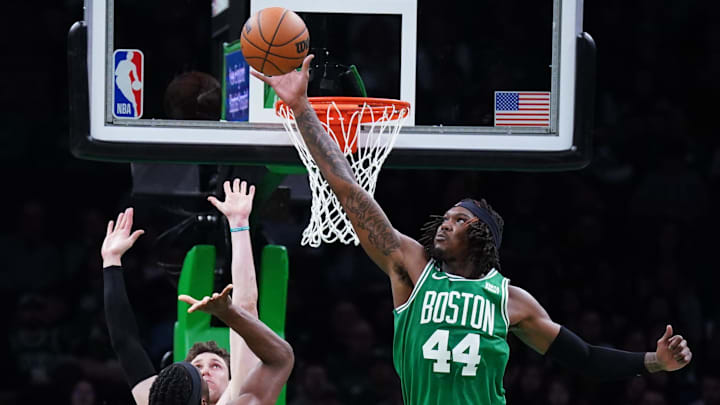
[101,208,145,267]
[655,325,692,371]
[250,54,314,112]
[207,178,256,228]
[178,284,234,317]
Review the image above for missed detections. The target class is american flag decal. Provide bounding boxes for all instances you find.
[494,91,550,127]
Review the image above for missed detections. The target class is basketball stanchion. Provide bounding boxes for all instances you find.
[276,97,410,247]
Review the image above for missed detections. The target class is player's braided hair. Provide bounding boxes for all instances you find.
[148,363,193,405]
[418,198,504,278]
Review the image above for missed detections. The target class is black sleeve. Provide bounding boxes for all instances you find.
[103,265,156,387]
[545,326,647,380]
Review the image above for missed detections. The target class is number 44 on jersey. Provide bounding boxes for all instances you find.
[423,330,482,377]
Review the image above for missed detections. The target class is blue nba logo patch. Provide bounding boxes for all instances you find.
[113,49,144,119]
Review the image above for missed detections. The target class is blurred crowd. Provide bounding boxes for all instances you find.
[2,160,720,405]
[2,0,720,404]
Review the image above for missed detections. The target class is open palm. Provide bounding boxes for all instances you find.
[208,178,255,225]
[250,54,313,111]
[101,207,144,265]
[179,284,234,316]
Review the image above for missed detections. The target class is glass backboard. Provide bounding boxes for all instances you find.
[68,0,595,170]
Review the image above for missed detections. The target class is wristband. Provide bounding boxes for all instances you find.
[230,226,250,232]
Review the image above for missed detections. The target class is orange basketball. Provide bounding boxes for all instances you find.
[240,7,310,76]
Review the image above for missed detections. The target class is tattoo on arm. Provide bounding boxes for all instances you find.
[294,102,401,259]
[343,188,400,256]
[644,352,663,373]
[295,106,355,184]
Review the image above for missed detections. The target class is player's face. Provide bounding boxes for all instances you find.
[191,352,229,404]
[434,206,474,258]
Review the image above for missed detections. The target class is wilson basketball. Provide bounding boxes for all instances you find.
[240,7,310,76]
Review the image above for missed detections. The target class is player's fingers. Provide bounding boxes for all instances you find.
[191,297,210,311]
[130,230,145,243]
[674,340,688,353]
[106,220,114,237]
[239,180,246,195]
[669,335,684,350]
[120,208,131,230]
[248,185,256,199]
[212,292,220,299]
[207,195,220,208]
[125,208,134,229]
[220,284,233,297]
[119,209,128,229]
[178,294,198,306]
[223,180,232,197]
[658,325,672,343]
[675,348,691,362]
[116,212,124,231]
[301,54,314,73]
[250,69,269,82]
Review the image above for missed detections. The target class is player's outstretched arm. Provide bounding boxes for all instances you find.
[101,208,156,405]
[251,56,426,289]
[508,286,692,380]
[179,286,294,405]
[208,179,261,401]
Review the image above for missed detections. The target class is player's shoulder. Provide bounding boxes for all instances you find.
[507,284,531,300]
[506,284,551,326]
[507,284,542,313]
[130,375,156,405]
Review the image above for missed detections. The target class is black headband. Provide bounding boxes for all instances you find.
[455,199,502,248]
[176,362,203,405]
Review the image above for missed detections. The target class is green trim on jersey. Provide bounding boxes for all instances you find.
[393,260,510,404]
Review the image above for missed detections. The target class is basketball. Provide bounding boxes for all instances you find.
[240,7,310,76]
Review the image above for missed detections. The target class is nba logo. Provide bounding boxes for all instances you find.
[113,49,144,119]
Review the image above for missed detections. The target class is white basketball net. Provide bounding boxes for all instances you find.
[277,99,409,247]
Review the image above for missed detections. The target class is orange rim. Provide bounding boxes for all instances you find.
[275,96,410,122]
[275,97,410,154]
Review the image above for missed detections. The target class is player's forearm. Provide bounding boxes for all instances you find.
[294,99,357,190]
[103,266,156,387]
[546,326,646,380]
[294,98,402,264]
[228,222,261,394]
[341,187,402,258]
[216,304,293,368]
[229,223,258,316]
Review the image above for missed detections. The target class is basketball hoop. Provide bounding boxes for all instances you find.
[276,96,410,247]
